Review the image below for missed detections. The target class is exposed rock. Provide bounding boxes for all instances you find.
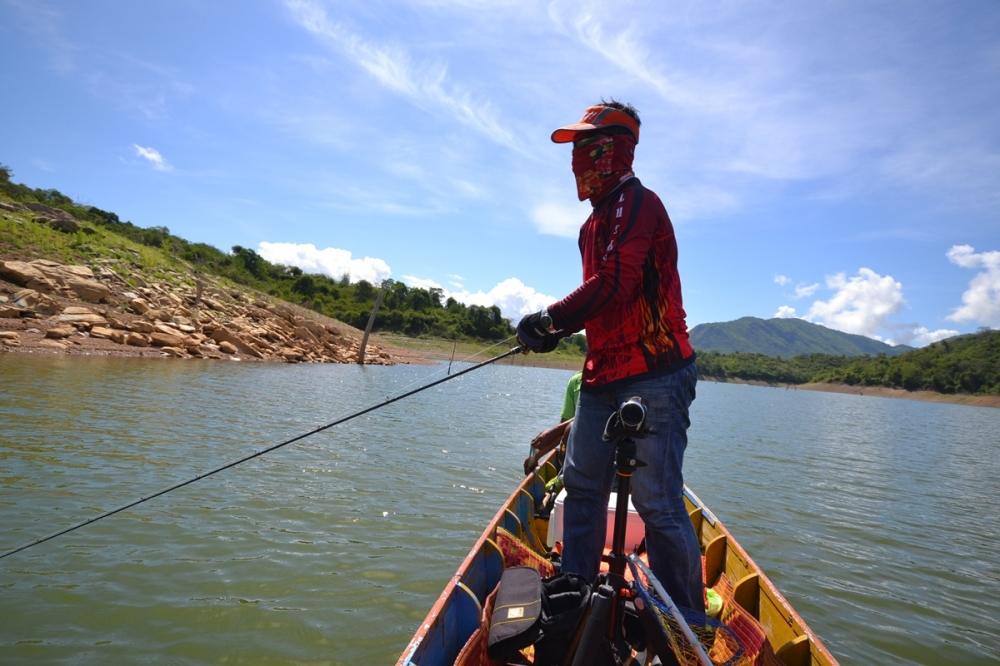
[24,203,74,221]
[66,276,111,303]
[41,217,81,233]
[154,322,181,335]
[57,306,108,326]
[0,256,394,364]
[105,315,128,330]
[0,305,28,318]
[150,331,186,348]
[208,327,262,358]
[125,332,151,347]
[159,346,187,358]
[38,339,67,350]
[0,331,20,342]
[293,326,318,343]
[280,347,305,362]
[60,265,95,279]
[30,259,64,269]
[13,288,60,314]
[46,325,76,339]
[128,298,150,314]
[0,260,57,292]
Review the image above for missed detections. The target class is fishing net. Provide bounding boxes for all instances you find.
[709,574,782,666]
[627,557,751,666]
[495,527,556,577]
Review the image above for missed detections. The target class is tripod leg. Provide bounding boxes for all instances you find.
[569,584,616,666]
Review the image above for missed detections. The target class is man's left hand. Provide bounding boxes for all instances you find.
[517,311,559,353]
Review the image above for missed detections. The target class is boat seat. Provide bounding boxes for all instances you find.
[499,509,524,540]
[526,473,545,508]
[539,460,559,484]
[401,582,482,665]
[775,634,811,666]
[704,534,727,587]
[459,539,504,605]
[509,490,546,553]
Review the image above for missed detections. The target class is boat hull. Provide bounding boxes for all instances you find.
[398,456,838,665]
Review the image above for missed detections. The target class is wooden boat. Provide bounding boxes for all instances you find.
[397,453,839,665]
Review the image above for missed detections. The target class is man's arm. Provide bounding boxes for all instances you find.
[523,419,573,475]
[547,186,658,333]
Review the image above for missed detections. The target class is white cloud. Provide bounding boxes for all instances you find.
[133,144,171,171]
[774,305,797,318]
[257,241,391,284]
[805,268,904,339]
[401,275,443,291]
[773,274,790,286]
[448,277,557,323]
[283,0,524,154]
[903,326,960,347]
[530,200,588,238]
[396,273,559,323]
[794,282,820,299]
[946,244,1000,327]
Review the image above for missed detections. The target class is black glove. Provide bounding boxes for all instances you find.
[517,311,559,353]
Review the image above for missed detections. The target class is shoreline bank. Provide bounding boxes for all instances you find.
[700,376,1000,409]
[5,336,996,408]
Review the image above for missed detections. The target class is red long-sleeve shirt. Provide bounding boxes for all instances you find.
[547,178,695,389]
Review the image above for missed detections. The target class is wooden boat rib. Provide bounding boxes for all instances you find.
[398,455,838,665]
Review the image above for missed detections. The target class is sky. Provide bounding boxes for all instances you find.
[1,0,998,347]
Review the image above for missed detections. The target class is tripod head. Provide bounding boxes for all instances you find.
[602,396,648,442]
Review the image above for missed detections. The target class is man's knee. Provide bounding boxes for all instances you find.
[632,493,689,529]
[562,461,608,496]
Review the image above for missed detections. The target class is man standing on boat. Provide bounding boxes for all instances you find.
[516,100,703,611]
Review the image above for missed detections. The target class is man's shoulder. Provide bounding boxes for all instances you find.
[621,179,667,215]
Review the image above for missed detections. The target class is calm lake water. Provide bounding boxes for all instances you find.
[1,353,998,665]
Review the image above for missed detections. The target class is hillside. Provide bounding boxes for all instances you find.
[812,329,1000,394]
[690,316,912,357]
[0,166,516,347]
[0,180,397,364]
[0,163,545,364]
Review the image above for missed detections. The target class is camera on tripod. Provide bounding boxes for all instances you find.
[602,396,648,441]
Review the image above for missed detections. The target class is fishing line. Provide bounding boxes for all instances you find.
[0,344,524,561]
[379,334,520,400]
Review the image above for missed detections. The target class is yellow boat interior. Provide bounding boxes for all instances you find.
[399,455,838,666]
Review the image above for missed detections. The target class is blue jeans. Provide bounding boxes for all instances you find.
[561,363,703,610]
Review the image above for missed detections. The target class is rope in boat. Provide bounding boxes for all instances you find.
[0,344,524,561]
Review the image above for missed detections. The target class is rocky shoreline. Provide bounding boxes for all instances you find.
[0,257,396,365]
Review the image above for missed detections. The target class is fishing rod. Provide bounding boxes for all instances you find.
[0,345,524,561]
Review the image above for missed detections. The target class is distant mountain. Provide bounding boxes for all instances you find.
[689,316,913,358]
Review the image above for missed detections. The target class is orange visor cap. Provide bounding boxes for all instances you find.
[551,105,640,144]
